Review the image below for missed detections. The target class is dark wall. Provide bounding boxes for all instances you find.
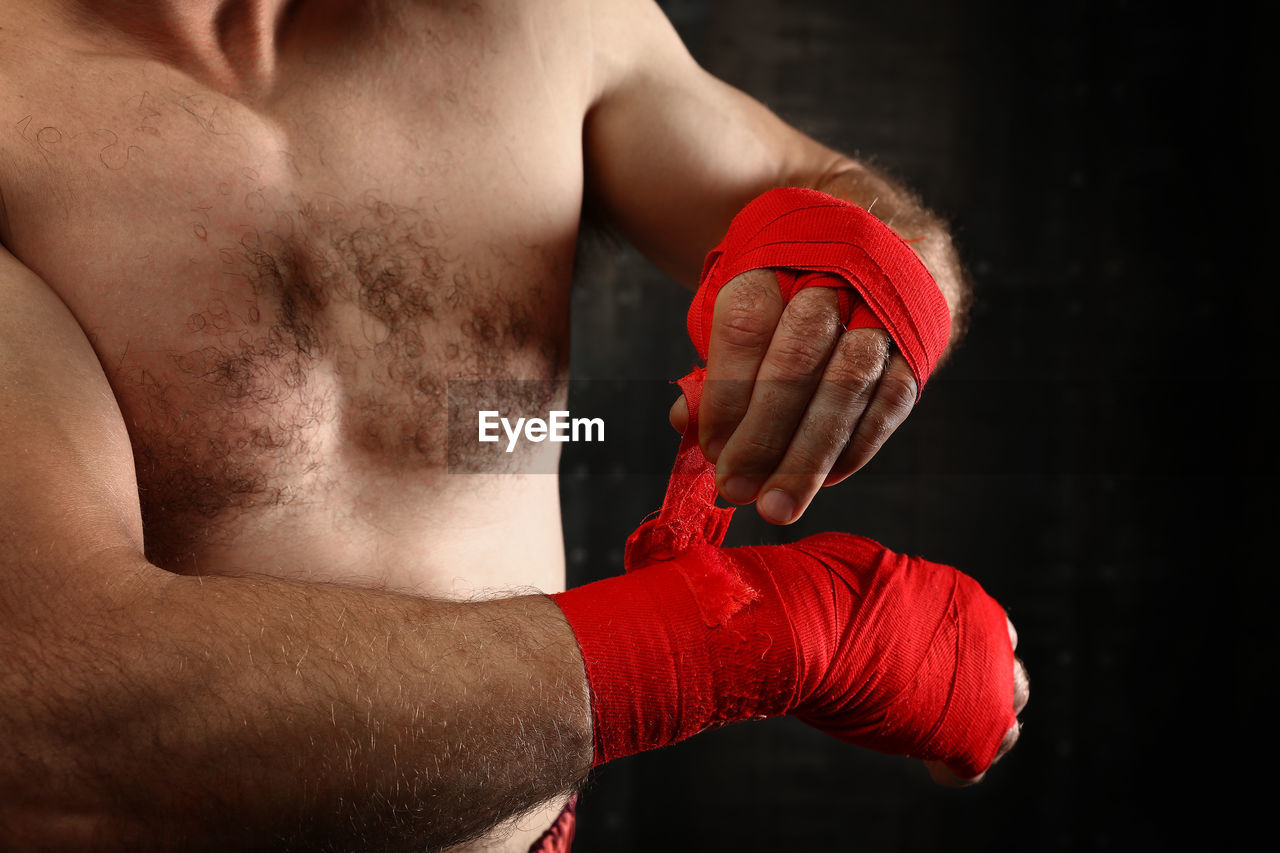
[562,1,1270,850]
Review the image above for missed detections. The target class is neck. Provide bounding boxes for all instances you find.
[63,0,300,93]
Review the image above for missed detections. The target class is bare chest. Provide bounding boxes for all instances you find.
[0,7,587,557]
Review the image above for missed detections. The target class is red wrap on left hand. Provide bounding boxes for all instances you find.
[552,375,1014,778]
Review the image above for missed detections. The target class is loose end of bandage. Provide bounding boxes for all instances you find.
[673,545,759,627]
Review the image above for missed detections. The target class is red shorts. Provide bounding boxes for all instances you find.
[527,794,578,853]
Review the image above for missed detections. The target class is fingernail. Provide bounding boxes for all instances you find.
[721,476,759,504]
[705,436,726,461]
[759,489,796,524]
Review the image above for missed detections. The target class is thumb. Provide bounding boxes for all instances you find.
[668,394,689,433]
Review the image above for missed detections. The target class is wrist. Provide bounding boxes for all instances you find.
[810,168,970,346]
[550,549,801,766]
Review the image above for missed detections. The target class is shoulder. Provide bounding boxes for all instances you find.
[584,0,701,106]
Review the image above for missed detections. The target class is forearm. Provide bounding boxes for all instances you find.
[0,552,591,851]
[583,1,971,348]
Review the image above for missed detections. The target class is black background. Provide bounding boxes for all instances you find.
[561,1,1272,850]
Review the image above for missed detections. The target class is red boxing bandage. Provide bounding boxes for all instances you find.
[552,378,1015,777]
[550,190,1012,778]
[554,530,1014,777]
[688,187,952,393]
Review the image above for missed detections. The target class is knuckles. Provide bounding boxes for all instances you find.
[762,292,846,377]
[824,333,889,392]
[729,429,793,460]
[714,271,784,351]
[715,306,776,353]
[766,331,837,374]
[875,375,918,419]
[847,414,894,457]
[779,290,843,340]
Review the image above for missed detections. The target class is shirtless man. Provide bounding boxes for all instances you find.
[0,1,1026,850]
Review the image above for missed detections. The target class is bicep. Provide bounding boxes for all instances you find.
[0,244,144,572]
[583,0,845,286]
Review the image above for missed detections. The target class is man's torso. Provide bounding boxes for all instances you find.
[0,3,594,845]
[0,0,590,594]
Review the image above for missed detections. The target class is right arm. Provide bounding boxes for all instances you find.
[0,245,592,849]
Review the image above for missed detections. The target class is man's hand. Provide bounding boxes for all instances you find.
[669,268,920,525]
[584,1,965,525]
[555,528,1024,779]
[926,616,1030,787]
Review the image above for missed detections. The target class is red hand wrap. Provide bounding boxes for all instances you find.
[552,379,1015,777]
[688,187,952,393]
[551,191,1013,777]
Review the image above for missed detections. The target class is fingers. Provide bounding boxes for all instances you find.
[924,720,1022,788]
[699,269,786,462]
[823,350,917,487]
[708,283,844,510]
[1013,656,1030,716]
[752,327,892,523]
[925,759,981,788]
[1008,615,1029,717]
[668,394,689,434]
[927,623,1029,787]
[925,722,1016,787]
[697,270,918,524]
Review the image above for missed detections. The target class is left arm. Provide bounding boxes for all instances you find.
[583,0,969,523]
